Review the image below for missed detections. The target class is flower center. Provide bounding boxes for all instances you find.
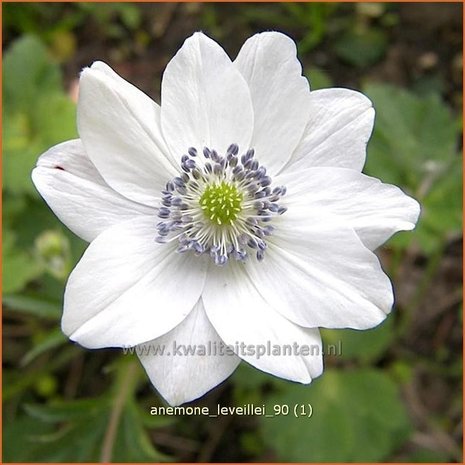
[200,181,243,225]
[155,144,287,266]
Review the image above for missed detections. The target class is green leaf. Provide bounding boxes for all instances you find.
[364,83,458,188]
[334,27,388,68]
[35,229,73,279]
[233,362,273,390]
[3,96,76,196]
[21,328,67,366]
[6,196,85,259]
[363,83,461,252]
[3,35,77,196]
[321,317,394,364]
[16,396,170,462]
[3,228,42,293]
[2,134,42,195]
[292,3,338,52]
[419,156,462,245]
[116,3,142,30]
[11,360,171,462]
[261,369,411,461]
[232,363,277,406]
[3,293,62,320]
[19,404,109,462]
[3,346,79,401]
[3,35,61,111]
[3,415,56,462]
[307,67,333,90]
[113,400,169,462]
[25,398,109,423]
[34,92,77,143]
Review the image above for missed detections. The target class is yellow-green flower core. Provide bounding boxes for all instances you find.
[200,182,243,225]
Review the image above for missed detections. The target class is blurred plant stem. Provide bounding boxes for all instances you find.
[388,244,408,281]
[4,346,78,401]
[100,357,140,462]
[398,243,446,338]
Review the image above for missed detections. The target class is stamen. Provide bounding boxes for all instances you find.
[155,144,287,265]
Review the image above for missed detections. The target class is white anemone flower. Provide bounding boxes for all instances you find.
[32,32,420,406]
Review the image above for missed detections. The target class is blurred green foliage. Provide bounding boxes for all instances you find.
[3,36,77,196]
[364,83,462,254]
[3,3,143,61]
[3,2,462,463]
[5,358,170,462]
[261,369,411,462]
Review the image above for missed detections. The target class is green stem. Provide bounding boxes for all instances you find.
[399,242,445,337]
[388,245,406,281]
[100,358,139,463]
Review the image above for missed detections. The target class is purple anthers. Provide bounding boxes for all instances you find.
[155,144,287,266]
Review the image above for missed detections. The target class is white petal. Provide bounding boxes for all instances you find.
[63,216,207,348]
[234,32,311,175]
[246,215,393,330]
[31,139,155,242]
[276,167,420,250]
[202,262,323,383]
[161,32,254,158]
[138,299,240,406]
[282,88,375,173]
[78,62,177,207]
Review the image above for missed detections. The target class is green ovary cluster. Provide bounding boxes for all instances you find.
[200,182,243,225]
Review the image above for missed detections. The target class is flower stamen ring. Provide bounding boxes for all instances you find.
[156,143,287,266]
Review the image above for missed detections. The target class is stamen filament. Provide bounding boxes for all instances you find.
[155,144,287,265]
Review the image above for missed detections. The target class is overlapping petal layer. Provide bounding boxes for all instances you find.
[138,299,240,406]
[276,167,420,250]
[203,262,323,383]
[78,62,177,207]
[31,31,420,407]
[245,213,393,330]
[234,32,311,174]
[63,216,208,348]
[283,88,375,173]
[161,33,254,158]
[31,139,155,242]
